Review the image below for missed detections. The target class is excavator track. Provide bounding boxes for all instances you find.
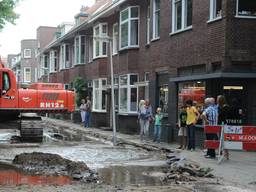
[20,114,44,143]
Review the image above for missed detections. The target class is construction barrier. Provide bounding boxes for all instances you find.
[204,125,256,164]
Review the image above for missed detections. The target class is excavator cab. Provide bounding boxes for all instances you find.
[0,69,18,109]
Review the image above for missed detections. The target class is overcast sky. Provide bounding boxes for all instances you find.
[0,0,94,57]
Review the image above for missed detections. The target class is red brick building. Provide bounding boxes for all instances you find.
[40,0,256,143]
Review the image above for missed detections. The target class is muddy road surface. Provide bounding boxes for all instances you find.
[0,121,254,192]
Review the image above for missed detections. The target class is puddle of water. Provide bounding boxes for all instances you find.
[98,166,166,186]
[0,163,71,186]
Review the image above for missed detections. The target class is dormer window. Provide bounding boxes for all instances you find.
[93,23,108,59]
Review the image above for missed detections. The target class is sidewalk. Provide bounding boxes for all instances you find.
[45,118,256,189]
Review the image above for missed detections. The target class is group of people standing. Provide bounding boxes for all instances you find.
[80,96,92,128]
[138,99,163,143]
[177,95,241,159]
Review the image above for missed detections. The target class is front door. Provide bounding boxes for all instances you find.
[223,84,247,124]
[0,72,17,108]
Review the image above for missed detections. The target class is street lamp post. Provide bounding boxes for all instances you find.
[108,39,117,146]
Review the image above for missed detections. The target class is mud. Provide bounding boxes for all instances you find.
[12,152,98,182]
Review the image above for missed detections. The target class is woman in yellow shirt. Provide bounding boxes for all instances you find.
[186,99,200,151]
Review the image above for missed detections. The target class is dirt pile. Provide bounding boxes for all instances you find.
[162,154,214,183]
[13,152,98,182]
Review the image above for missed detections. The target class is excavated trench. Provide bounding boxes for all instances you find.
[0,125,168,187]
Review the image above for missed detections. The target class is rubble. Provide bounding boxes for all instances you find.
[12,152,99,183]
[163,153,214,183]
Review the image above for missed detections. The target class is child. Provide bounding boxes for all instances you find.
[153,107,163,143]
[178,106,187,149]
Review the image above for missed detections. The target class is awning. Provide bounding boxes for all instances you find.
[170,72,256,82]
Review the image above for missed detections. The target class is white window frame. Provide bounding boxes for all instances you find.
[34,68,38,82]
[93,78,107,112]
[74,35,86,65]
[146,4,151,44]
[112,23,119,55]
[93,23,108,59]
[236,0,256,19]
[171,0,193,34]
[24,67,31,83]
[49,50,57,73]
[120,6,140,50]
[60,44,70,70]
[119,74,138,114]
[209,0,222,21]
[153,0,160,40]
[23,49,32,58]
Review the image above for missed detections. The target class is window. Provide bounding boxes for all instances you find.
[23,49,31,58]
[3,72,10,91]
[93,23,108,59]
[120,6,139,49]
[153,0,160,39]
[209,0,222,20]
[236,0,256,17]
[172,0,192,33]
[60,44,70,70]
[74,35,86,64]
[119,74,138,113]
[93,79,107,112]
[24,67,31,83]
[146,4,151,44]
[49,50,57,73]
[113,23,119,55]
[34,68,38,82]
[89,37,93,62]
[43,54,49,69]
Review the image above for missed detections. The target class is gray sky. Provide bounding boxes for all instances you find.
[0,0,94,57]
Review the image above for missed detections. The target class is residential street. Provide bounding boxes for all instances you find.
[0,118,255,192]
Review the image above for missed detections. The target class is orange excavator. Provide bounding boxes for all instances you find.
[0,58,75,142]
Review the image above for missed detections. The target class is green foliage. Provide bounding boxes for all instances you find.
[0,0,20,30]
[73,76,86,107]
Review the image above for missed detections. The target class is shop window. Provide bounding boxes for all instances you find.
[178,81,206,111]
[237,0,256,17]
[159,85,168,114]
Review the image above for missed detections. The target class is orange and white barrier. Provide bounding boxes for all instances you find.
[204,125,256,163]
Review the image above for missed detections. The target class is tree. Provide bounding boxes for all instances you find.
[0,0,20,30]
[73,77,86,107]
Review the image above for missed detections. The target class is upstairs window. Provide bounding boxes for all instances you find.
[60,44,70,70]
[153,0,160,39]
[172,0,192,33]
[209,0,222,20]
[93,23,108,59]
[237,0,256,18]
[146,4,151,44]
[112,23,119,55]
[120,6,139,49]
[24,67,31,83]
[23,49,31,58]
[49,50,57,73]
[74,35,86,64]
